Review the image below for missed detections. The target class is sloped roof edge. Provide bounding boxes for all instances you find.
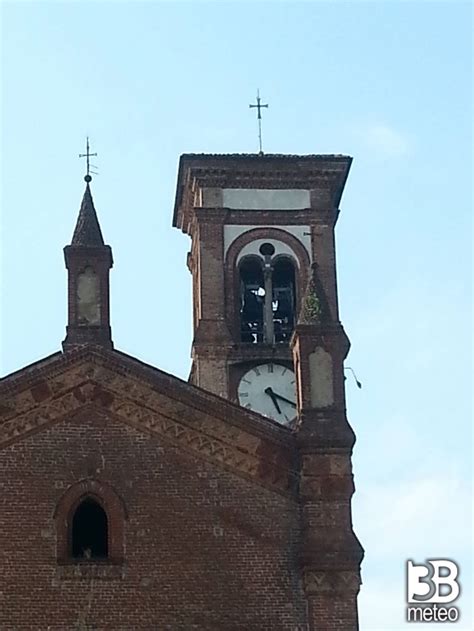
[0,345,293,446]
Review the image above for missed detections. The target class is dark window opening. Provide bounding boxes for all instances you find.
[72,498,108,560]
[272,259,296,343]
[239,258,264,343]
[239,255,296,344]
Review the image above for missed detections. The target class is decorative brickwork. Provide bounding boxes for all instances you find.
[303,569,361,594]
[0,349,296,495]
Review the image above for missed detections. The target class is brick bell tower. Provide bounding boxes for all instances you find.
[174,153,364,629]
[173,154,351,419]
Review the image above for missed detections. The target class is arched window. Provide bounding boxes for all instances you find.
[239,255,297,344]
[71,498,108,559]
[239,257,264,343]
[272,258,296,343]
[55,479,126,564]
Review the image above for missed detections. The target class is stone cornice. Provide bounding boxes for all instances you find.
[173,153,352,232]
[192,170,341,190]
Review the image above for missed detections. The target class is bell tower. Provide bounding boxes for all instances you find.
[174,153,364,629]
[173,153,352,425]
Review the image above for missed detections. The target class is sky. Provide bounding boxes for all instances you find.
[1,2,472,629]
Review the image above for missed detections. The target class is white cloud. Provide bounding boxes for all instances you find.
[364,122,411,157]
[355,469,473,630]
[357,472,472,559]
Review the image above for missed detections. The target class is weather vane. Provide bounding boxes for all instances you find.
[249,90,268,155]
[79,137,98,182]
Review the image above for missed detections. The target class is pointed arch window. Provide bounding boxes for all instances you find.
[55,479,126,565]
[72,498,108,559]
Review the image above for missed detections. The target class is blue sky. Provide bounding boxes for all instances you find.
[1,2,472,629]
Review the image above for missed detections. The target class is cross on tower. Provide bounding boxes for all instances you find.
[79,137,98,182]
[249,90,269,155]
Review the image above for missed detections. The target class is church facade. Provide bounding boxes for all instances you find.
[0,153,364,630]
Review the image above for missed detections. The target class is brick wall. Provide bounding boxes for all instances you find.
[0,412,307,631]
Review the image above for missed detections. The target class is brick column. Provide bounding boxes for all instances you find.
[190,209,232,397]
[311,222,339,322]
[299,441,363,631]
[304,569,361,631]
[292,318,364,630]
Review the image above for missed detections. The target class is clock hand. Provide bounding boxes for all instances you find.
[271,391,297,407]
[264,387,282,414]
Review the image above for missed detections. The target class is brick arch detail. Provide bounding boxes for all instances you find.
[54,478,127,562]
[225,227,310,338]
[226,227,310,270]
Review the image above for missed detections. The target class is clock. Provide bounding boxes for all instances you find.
[237,363,297,425]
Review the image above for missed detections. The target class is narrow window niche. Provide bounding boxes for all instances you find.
[55,480,127,571]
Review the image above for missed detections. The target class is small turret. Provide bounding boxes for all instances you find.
[62,175,113,351]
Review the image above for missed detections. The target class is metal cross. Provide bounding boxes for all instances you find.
[79,137,98,182]
[249,90,269,154]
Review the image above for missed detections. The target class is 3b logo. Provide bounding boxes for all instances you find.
[407,559,460,603]
[406,560,461,623]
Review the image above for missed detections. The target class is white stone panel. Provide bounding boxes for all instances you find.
[77,267,100,325]
[224,225,312,261]
[222,188,310,210]
[309,347,334,408]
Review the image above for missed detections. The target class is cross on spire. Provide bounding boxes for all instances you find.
[249,90,269,155]
[79,137,98,182]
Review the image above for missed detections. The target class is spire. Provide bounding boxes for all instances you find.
[70,179,105,246]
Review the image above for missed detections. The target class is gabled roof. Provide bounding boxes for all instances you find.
[0,346,297,495]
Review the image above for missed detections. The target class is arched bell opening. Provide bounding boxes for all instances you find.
[239,256,265,343]
[272,257,296,343]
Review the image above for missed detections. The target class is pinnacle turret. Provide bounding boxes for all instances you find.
[62,176,113,351]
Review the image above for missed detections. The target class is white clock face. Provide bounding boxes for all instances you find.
[237,363,297,425]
